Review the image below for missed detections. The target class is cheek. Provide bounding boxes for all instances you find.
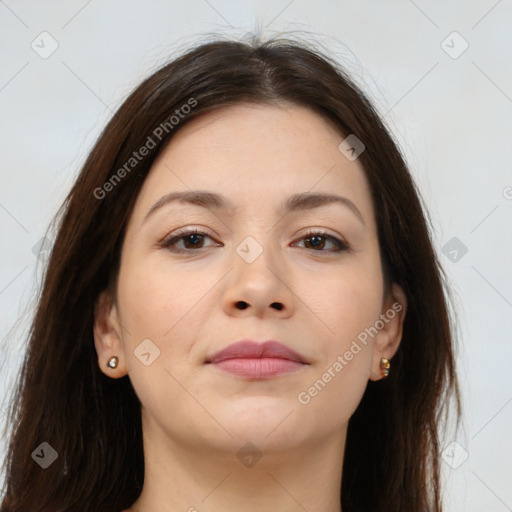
[295,272,381,428]
[119,260,205,340]
[116,265,207,429]
[117,259,217,388]
[303,256,384,346]
[331,281,382,342]
[297,254,382,390]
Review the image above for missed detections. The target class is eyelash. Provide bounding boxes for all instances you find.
[158,228,350,255]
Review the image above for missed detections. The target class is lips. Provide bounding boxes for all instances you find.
[206,340,308,364]
[205,340,309,379]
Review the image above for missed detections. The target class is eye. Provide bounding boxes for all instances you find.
[158,228,218,253]
[292,230,350,253]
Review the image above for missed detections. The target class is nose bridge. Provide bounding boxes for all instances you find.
[223,221,293,316]
[234,227,280,287]
[232,210,278,264]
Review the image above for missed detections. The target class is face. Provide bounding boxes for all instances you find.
[94,102,406,457]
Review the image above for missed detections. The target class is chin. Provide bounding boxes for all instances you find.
[221,403,304,443]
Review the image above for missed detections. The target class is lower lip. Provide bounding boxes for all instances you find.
[210,358,305,378]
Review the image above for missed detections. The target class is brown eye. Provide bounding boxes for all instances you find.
[159,229,218,253]
[293,231,349,253]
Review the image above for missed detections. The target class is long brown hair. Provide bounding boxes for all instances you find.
[0,35,462,512]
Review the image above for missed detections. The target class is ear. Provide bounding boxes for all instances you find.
[368,283,407,381]
[93,289,127,378]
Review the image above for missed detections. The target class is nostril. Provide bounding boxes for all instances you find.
[271,303,283,310]
[236,301,249,309]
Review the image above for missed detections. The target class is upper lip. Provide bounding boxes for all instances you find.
[206,340,309,364]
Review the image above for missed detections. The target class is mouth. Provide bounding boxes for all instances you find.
[205,340,309,379]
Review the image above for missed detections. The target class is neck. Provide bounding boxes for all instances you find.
[125,411,346,512]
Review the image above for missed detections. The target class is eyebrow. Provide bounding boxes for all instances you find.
[143,190,366,225]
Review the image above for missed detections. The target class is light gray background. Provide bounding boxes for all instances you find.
[1,1,511,510]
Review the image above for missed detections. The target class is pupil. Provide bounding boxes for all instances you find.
[187,234,202,247]
[309,236,323,249]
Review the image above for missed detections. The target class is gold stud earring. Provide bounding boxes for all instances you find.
[107,356,119,369]
[380,357,390,378]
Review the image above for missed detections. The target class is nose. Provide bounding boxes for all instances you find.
[222,240,295,319]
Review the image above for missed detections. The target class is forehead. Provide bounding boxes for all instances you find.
[163,102,345,162]
[129,103,376,228]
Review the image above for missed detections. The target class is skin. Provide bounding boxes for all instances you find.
[93,102,407,512]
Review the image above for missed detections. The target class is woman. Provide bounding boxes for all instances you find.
[0,36,462,512]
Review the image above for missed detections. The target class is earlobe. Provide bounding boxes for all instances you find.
[369,283,407,381]
[93,290,125,377]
